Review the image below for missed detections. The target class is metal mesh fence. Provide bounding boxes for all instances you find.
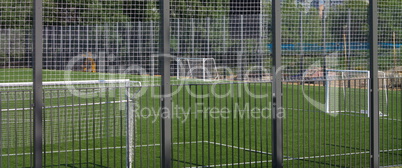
[378,0,402,167]
[0,0,33,167]
[40,1,161,167]
[42,1,159,86]
[280,0,370,82]
[0,1,33,83]
[0,0,401,167]
[281,0,371,167]
[170,0,271,85]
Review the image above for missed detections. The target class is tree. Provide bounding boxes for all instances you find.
[0,0,31,28]
[171,0,229,18]
[378,0,402,43]
[327,0,369,43]
[43,0,130,26]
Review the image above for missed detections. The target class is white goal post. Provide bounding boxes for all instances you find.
[0,79,141,168]
[176,58,220,81]
[325,69,388,117]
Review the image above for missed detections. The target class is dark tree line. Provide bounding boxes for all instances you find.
[1,0,401,43]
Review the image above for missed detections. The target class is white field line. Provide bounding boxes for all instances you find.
[2,116,124,124]
[1,141,204,157]
[1,100,131,112]
[204,141,272,155]
[286,108,402,122]
[185,147,402,168]
[383,118,402,122]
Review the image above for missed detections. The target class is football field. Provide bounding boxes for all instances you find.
[0,69,401,167]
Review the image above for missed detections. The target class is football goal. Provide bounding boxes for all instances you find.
[325,69,388,117]
[0,79,141,167]
[176,58,220,81]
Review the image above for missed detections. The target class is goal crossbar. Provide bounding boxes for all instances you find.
[0,79,139,87]
[325,69,388,117]
[176,57,220,81]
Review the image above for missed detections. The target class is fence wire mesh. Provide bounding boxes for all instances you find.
[0,1,33,84]
[281,0,372,167]
[42,0,159,86]
[170,0,271,85]
[378,0,402,167]
[39,1,161,167]
[0,0,401,167]
[0,0,33,167]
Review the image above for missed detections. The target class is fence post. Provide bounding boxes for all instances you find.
[150,22,154,76]
[271,0,283,167]
[207,17,210,56]
[259,6,264,76]
[8,29,11,68]
[159,0,172,167]
[177,19,180,55]
[369,0,379,167]
[138,22,142,61]
[300,12,304,78]
[192,18,195,56]
[237,15,244,80]
[87,25,89,54]
[33,0,43,167]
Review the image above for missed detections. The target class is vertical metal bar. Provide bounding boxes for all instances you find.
[8,29,11,68]
[177,19,180,54]
[223,18,226,55]
[87,25,89,53]
[126,86,131,168]
[323,10,330,113]
[323,10,327,88]
[348,9,351,70]
[138,23,141,61]
[52,27,56,69]
[300,12,304,79]
[33,0,43,167]
[203,58,206,81]
[149,22,154,76]
[271,0,283,167]
[369,0,379,167]
[259,0,263,72]
[192,18,195,56]
[237,15,244,81]
[159,0,172,167]
[207,17,210,56]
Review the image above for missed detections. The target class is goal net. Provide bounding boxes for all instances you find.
[325,69,388,117]
[0,79,140,166]
[177,58,220,81]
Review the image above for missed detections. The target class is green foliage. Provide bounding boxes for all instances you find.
[145,1,159,21]
[0,0,31,29]
[263,0,322,44]
[303,8,323,44]
[171,0,229,18]
[327,0,369,42]
[43,0,130,25]
[1,0,402,43]
[378,0,402,43]
[281,0,303,44]
[379,47,402,71]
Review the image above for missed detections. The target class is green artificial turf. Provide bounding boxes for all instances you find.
[0,69,401,167]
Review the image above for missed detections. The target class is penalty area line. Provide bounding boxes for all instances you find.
[1,141,204,157]
[185,148,402,168]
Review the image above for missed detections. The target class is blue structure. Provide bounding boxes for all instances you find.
[267,42,402,52]
[297,0,345,9]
